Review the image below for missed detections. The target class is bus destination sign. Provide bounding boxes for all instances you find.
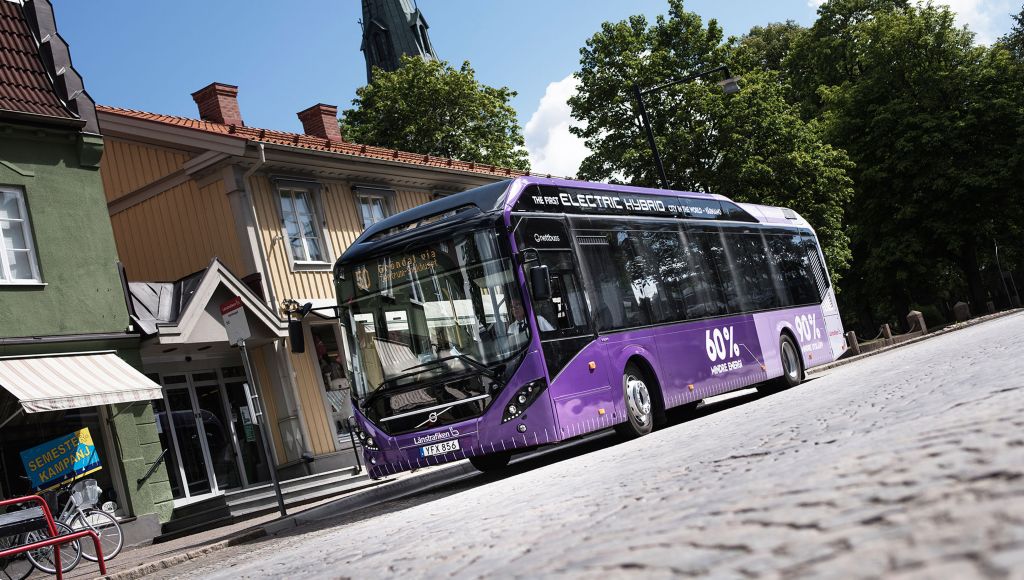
[513,185,749,221]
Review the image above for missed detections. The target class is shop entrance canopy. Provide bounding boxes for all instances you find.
[0,351,163,414]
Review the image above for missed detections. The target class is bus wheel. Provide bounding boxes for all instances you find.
[615,363,654,439]
[777,334,804,389]
[470,452,511,473]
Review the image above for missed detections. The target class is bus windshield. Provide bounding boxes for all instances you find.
[339,227,527,398]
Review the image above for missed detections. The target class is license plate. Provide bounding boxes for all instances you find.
[420,439,460,457]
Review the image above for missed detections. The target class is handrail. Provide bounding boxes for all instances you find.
[345,417,363,474]
[137,448,168,486]
[0,494,107,578]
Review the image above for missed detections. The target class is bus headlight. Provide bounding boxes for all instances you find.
[502,378,547,423]
[356,426,379,451]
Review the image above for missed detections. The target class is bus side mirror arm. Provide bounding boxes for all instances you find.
[518,248,540,265]
[529,265,552,301]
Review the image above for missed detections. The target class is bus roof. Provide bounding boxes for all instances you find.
[344,177,813,261]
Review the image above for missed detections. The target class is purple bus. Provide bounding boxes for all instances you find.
[334,177,847,478]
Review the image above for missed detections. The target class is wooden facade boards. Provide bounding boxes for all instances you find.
[97,120,502,471]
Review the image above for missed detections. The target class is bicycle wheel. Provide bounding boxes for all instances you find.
[0,535,33,580]
[25,521,81,575]
[69,509,123,561]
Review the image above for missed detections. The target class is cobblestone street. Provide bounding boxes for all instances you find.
[152,313,1024,579]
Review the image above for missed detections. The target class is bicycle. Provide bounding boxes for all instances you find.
[53,480,123,563]
[0,497,82,579]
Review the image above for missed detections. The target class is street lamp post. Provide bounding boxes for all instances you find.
[994,238,1020,307]
[631,65,741,189]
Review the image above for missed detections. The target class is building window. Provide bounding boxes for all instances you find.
[279,188,327,264]
[357,194,389,230]
[0,186,41,283]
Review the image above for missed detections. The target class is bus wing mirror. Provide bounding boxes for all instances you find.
[529,265,552,301]
[289,319,305,353]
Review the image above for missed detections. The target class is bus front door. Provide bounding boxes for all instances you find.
[516,217,614,439]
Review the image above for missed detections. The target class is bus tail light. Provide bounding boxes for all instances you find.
[502,378,547,423]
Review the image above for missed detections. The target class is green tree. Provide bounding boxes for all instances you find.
[569,1,855,279]
[341,56,530,171]
[715,71,854,281]
[787,0,910,117]
[809,2,1024,322]
[728,21,805,78]
[1000,6,1024,59]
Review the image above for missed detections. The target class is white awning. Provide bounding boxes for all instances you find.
[0,352,163,413]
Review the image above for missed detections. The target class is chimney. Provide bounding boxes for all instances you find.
[191,82,243,126]
[297,103,343,142]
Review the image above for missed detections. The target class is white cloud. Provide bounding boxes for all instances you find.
[524,75,590,178]
[807,0,1013,44]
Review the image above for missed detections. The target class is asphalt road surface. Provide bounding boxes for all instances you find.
[153,313,1024,579]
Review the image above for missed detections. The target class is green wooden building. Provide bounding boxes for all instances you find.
[0,0,172,542]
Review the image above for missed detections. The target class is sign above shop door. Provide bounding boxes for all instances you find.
[220,296,252,346]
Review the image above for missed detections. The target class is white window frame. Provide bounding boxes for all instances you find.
[355,191,391,231]
[0,185,42,284]
[277,186,331,270]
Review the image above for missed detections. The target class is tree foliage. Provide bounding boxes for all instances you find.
[1000,6,1024,59]
[341,56,530,171]
[794,1,1024,326]
[569,0,855,281]
[570,0,1024,331]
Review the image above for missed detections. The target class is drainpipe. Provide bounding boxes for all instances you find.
[241,143,280,312]
[241,142,314,463]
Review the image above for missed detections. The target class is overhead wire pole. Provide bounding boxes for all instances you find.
[631,65,740,190]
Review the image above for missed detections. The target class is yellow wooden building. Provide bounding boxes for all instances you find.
[97,82,519,500]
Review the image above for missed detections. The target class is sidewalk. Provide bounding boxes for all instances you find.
[91,462,469,580]
[809,308,1022,376]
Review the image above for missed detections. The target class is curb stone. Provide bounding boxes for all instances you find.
[98,463,476,580]
[101,528,267,580]
[808,309,1022,376]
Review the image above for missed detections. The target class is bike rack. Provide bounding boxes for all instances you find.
[0,494,106,579]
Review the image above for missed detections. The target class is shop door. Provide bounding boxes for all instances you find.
[220,367,271,486]
[158,371,249,501]
[160,379,214,498]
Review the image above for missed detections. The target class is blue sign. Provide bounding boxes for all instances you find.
[20,428,102,490]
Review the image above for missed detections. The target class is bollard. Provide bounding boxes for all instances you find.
[881,323,893,345]
[986,301,996,314]
[953,301,971,322]
[906,310,927,335]
[845,331,860,355]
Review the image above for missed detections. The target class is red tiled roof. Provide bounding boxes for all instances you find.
[96,104,533,179]
[0,1,74,119]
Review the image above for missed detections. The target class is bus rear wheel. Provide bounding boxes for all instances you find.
[470,452,511,473]
[775,334,804,389]
[615,363,654,439]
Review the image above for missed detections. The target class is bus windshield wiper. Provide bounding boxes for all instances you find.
[361,355,495,409]
[401,354,497,379]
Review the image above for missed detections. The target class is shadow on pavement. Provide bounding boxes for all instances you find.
[247,380,809,544]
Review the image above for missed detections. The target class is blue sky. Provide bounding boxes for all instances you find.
[52,0,1016,175]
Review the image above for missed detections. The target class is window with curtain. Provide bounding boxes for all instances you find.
[357,194,389,230]
[279,188,326,263]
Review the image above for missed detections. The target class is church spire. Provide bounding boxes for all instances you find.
[360,0,439,82]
